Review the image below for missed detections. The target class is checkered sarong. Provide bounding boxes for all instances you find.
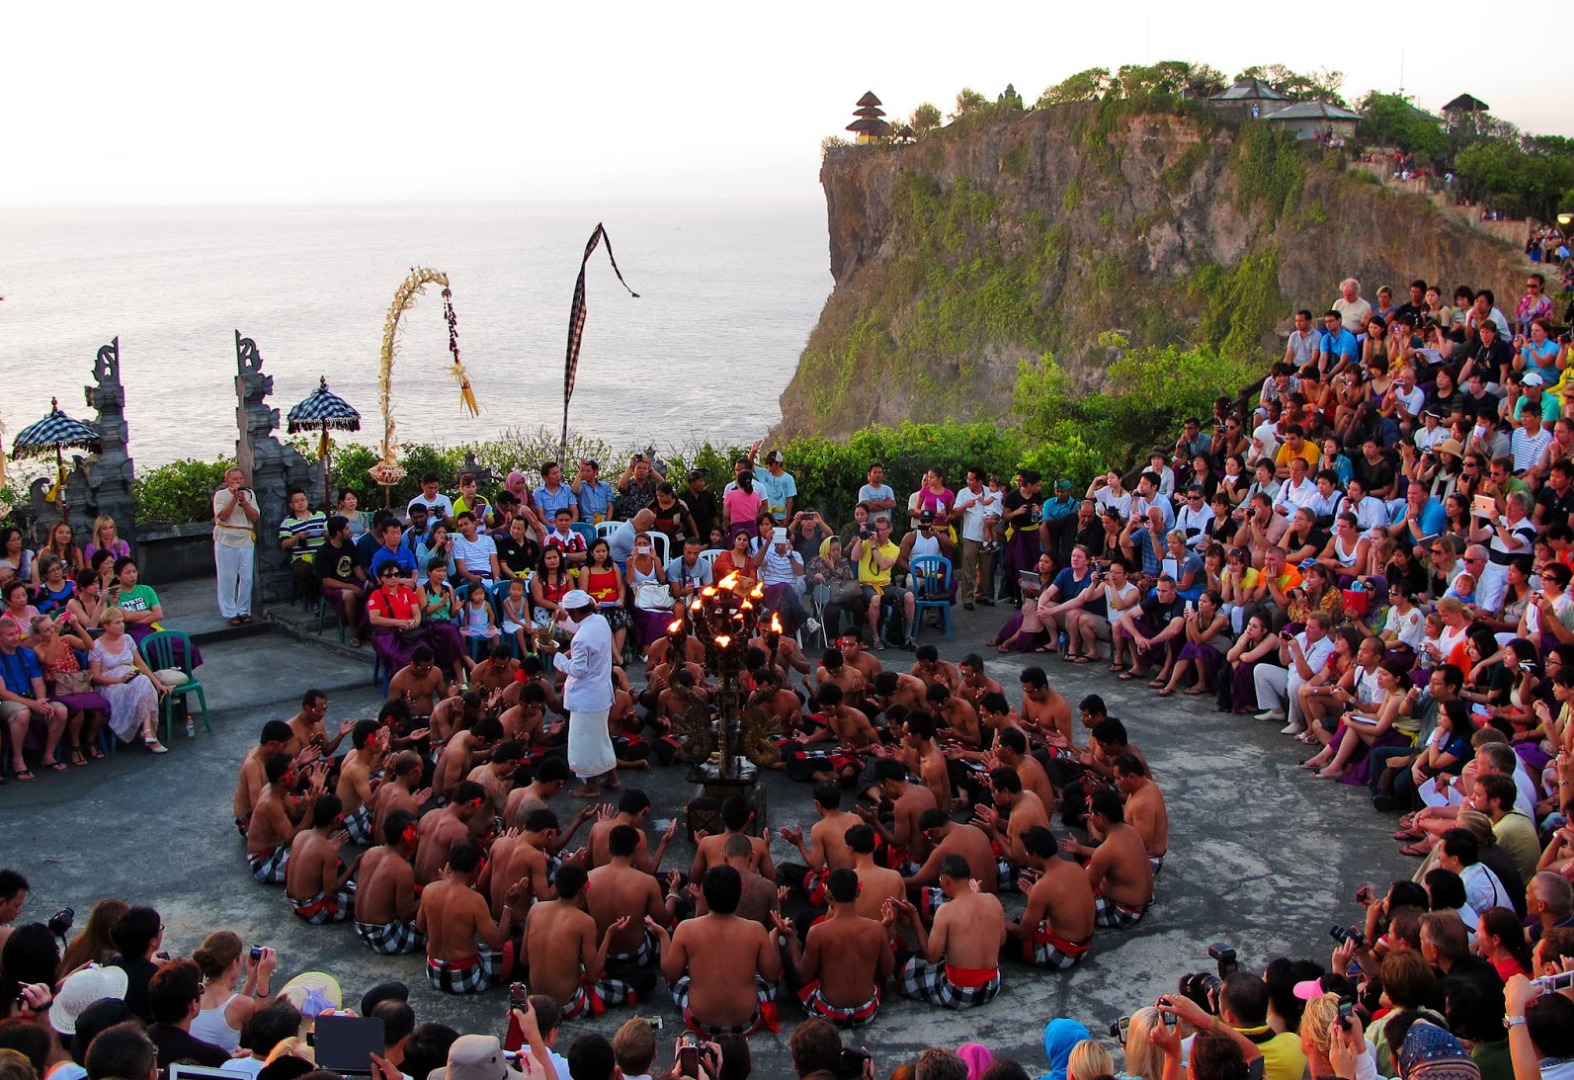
[919,886,949,922]
[671,975,778,1036]
[1022,926,1092,970]
[1094,893,1146,929]
[356,919,425,955]
[607,929,657,968]
[897,958,1000,1009]
[798,981,881,1027]
[426,945,504,994]
[996,857,1022,893]
[290,884,355,925]
[560,977,636,1020]
[342,805,374,845]
[248,847,288,885]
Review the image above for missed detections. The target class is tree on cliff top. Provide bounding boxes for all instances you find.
[909,102,942,136]
[952,87,989,120]
[1037,68,1116,106]
[1354,91,1449,158]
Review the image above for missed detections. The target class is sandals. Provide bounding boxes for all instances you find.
[47,761,68,773]
[13,769,35,782]
[1156,688,1175,697]
[1148,678,1167,689]
[1108,663,1127,673]
[1118,671,1140,681]
[1072,654,1092,665]
[86,744,104,761]
[1399,842,1430,857]
[143,736,168,755]
[69,746,87,767]
[1393,826,1423,841]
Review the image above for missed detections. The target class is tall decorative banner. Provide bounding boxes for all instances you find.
[371,267,479,490]
[562,224,639,457]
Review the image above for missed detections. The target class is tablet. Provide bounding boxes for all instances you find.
[313,1014,386,1076]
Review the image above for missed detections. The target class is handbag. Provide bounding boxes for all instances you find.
[634,583,674,611]
[53,669,93,695]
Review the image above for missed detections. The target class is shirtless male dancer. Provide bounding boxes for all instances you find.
[1006,826,1096,970]
[649,866,784,1037]
[889,854,1007,1010]
[418,839,522,993]
[354,809,425,954]
[285,794,360,925]
[246,755,327,885]
[234,721,293,837]
[523,863,639,1019]
[336,719,385,845]
[784,868,894,1028]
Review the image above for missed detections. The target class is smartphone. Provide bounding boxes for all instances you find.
[509,982,529,1009]
[678,1034,700,1077]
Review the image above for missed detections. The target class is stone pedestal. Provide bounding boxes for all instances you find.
[684,762,767,841]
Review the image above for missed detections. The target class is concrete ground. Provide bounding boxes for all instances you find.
[0,599,1415,1076]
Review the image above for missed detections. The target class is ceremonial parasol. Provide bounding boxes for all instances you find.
[287,376,362,509]
[10,398,102,519]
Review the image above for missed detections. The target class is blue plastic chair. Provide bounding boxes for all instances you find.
[908,555,955,641]
[140,630,211,742]
[570,522,598,547]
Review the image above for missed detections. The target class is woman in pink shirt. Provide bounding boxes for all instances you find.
[723,472,764,540]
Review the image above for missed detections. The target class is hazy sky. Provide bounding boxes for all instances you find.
[3,0,1569,208]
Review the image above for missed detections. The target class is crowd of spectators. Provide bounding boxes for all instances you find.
[6,273,1574,1080]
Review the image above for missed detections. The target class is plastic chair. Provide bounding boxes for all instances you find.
[697,549,723,573]
[372,651,390,693]
[316,597,347,644]
[594,521,620,542]
[139,630,211,742]
[908,555,955,641]
[809,583,831,649]
[647,533,670,565]
[570,522,598,547]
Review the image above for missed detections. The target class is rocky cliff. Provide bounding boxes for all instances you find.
[775,100,1526,439]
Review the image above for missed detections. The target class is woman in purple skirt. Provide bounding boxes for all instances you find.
[1226,615,1278,713]
[1159,590,1231,696]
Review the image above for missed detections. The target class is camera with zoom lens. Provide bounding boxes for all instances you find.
[1330,924,1367,948]
[47,908,75,937]
[1178,971,1221,1013]
[1209,942,1239,977]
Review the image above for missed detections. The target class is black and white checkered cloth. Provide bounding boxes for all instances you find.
[355,919,425,955]
[897,958,1000,1009]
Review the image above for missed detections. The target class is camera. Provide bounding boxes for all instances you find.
[840,1048,872,1076]
[1177,971,1222,1013]
[250,945,264,962]
[858,527,872,540]
[1109,1015,1131,1040]
[1533,970,1574,992]
[1208,943,1239,977]
[1330,924,1367,948]
[509,981,529,1009]
[48,908,75,937]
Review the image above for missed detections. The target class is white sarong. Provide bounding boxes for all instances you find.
[567,708,616,779]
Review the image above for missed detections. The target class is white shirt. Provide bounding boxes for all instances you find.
[1291,633,1336,681]
[451,533,498,581]
[1274,477,1319,513]
[407,493,455,519]
[756,542,804,586]
[1094,488,1133,520]
[1176,503,1215,548]
[1458,861,1509,915]
[553,612,614,711]
[956,486,1001,542]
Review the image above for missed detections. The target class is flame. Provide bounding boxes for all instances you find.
[701,586,718,598]
[750,584,765,599]
[689,598,703,611]
[715,635,731,649]
[667,619,684,634]
[740,600,753,612]
[718,572,740,591]
[769,613,783,634]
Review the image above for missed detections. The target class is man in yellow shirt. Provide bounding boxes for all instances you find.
[849,518,915,651]
[1219,972,1306,1080]
[1272,425,1321,479]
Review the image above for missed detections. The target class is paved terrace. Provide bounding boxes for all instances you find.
[0,590,1412,1073]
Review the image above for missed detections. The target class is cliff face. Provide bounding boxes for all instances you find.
[775,102,1525,439]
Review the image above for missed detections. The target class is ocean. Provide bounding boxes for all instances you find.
[0,201,831,469]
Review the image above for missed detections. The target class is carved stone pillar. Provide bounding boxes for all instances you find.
[62,338,138,553]
[234,331,325,607]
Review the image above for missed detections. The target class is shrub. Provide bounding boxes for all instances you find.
[131,457,234,524]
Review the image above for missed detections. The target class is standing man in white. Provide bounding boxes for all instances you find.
[213,467,261,625]
[548,589,618,797]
